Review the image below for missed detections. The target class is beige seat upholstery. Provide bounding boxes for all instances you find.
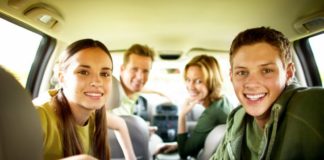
[107,75,150,160]
[197,124,226,160]
[109,115,150,160]
[186,104,205,133]
[107,75,121,110]
[0,67,43,160]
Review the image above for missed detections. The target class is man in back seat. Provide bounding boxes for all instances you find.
[110,43,154,119]
[108,43,161,155]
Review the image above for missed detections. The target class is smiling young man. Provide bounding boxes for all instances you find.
[210,27,324,160]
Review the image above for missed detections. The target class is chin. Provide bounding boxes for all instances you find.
[243,106,263,117]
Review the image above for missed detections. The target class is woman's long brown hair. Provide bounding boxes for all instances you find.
[55,39,112,159]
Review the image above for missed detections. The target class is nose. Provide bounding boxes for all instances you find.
[135,70,145,80]
[90,74,102,87]
[244,72,260,89]
[186,80,195,90]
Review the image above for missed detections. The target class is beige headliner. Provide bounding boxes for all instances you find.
[1,0,324,52]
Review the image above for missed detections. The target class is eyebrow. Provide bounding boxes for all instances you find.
[260,62,276,67]
[79,65,112,71]
[233,62,276,69]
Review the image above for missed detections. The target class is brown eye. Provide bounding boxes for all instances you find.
[262,68,273,74]
[236,70,248,77]
[194,79,202,84]
[100,72,111,77]
[78,70,89,75]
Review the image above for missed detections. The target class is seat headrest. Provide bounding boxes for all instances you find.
[0,67,43,160]
[107,75,121,109]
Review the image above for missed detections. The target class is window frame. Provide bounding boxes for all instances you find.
[0,13,56,97]
[294,32,323,87]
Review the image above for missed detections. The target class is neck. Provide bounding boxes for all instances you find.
[255,118,268,129]
[254,109,271,129]
[202,99,210,108]
[121,81,136,99]
[69,103,91,126]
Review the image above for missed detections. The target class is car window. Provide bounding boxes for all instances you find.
[308,32,324,87]
[0,17,43,87]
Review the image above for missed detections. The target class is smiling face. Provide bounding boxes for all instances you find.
[185,66,209,102]
[59,47,113,112]
[230,42,293,121]
[120,54,152,96]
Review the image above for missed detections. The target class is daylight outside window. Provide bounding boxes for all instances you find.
[0,17,42,87]
[308,32,324,86]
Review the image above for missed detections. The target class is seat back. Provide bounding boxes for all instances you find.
[107,75,150,160]
[107,75,121,110]
[0,67,43,160]
[197,124,226,160]
[186,104,205,133]
[109,115,150,160]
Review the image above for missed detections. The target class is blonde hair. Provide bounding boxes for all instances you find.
[184,55,224,103]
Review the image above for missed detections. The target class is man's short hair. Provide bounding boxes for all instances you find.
[123,44,155,66]
[229,26,292,67]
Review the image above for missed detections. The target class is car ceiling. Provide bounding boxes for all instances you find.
[1,0,324,52]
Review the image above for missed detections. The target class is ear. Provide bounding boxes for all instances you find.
[286,63,295,80]
[229,68,233,82]
[58,71,65,84]
[120,64,124,73]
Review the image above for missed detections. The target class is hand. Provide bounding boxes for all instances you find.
[179,98,200,117]
[154,143,178,155]
[148,126,158,137]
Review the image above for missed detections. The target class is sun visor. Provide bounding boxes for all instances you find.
[23,3,63,29]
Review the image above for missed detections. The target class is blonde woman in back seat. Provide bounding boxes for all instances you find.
[155,55,233,159]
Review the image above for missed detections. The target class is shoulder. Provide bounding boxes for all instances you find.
[286,86,324,109]
[293,86,324,99]
[36,101,55,118]
[209,96,233,113]
[224,106,246,128]
[283,86,324,137]
[289,86,324,107]
[36,100,59,132]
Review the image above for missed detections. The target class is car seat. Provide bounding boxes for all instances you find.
[186,104,205,134]
[109,115,150,160]
[107,75,150,160]
[197,124,226,160]
[0,67,43,160]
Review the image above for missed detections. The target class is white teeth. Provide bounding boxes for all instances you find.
[246,93,265,100]
[189,92,198,96]
[85,92,102,96]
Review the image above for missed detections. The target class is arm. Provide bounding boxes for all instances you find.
[106,112,136,160]
[177,98,204,158]
[178,98,198,134]
[178,98,230,158]
[60,154,98,160]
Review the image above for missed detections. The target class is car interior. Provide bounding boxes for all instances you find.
[1,0,324,160]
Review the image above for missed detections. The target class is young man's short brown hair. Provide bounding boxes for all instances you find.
[123,44,155,66]
[229,26,292,67]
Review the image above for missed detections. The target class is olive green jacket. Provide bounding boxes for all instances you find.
[210,83,324,160]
